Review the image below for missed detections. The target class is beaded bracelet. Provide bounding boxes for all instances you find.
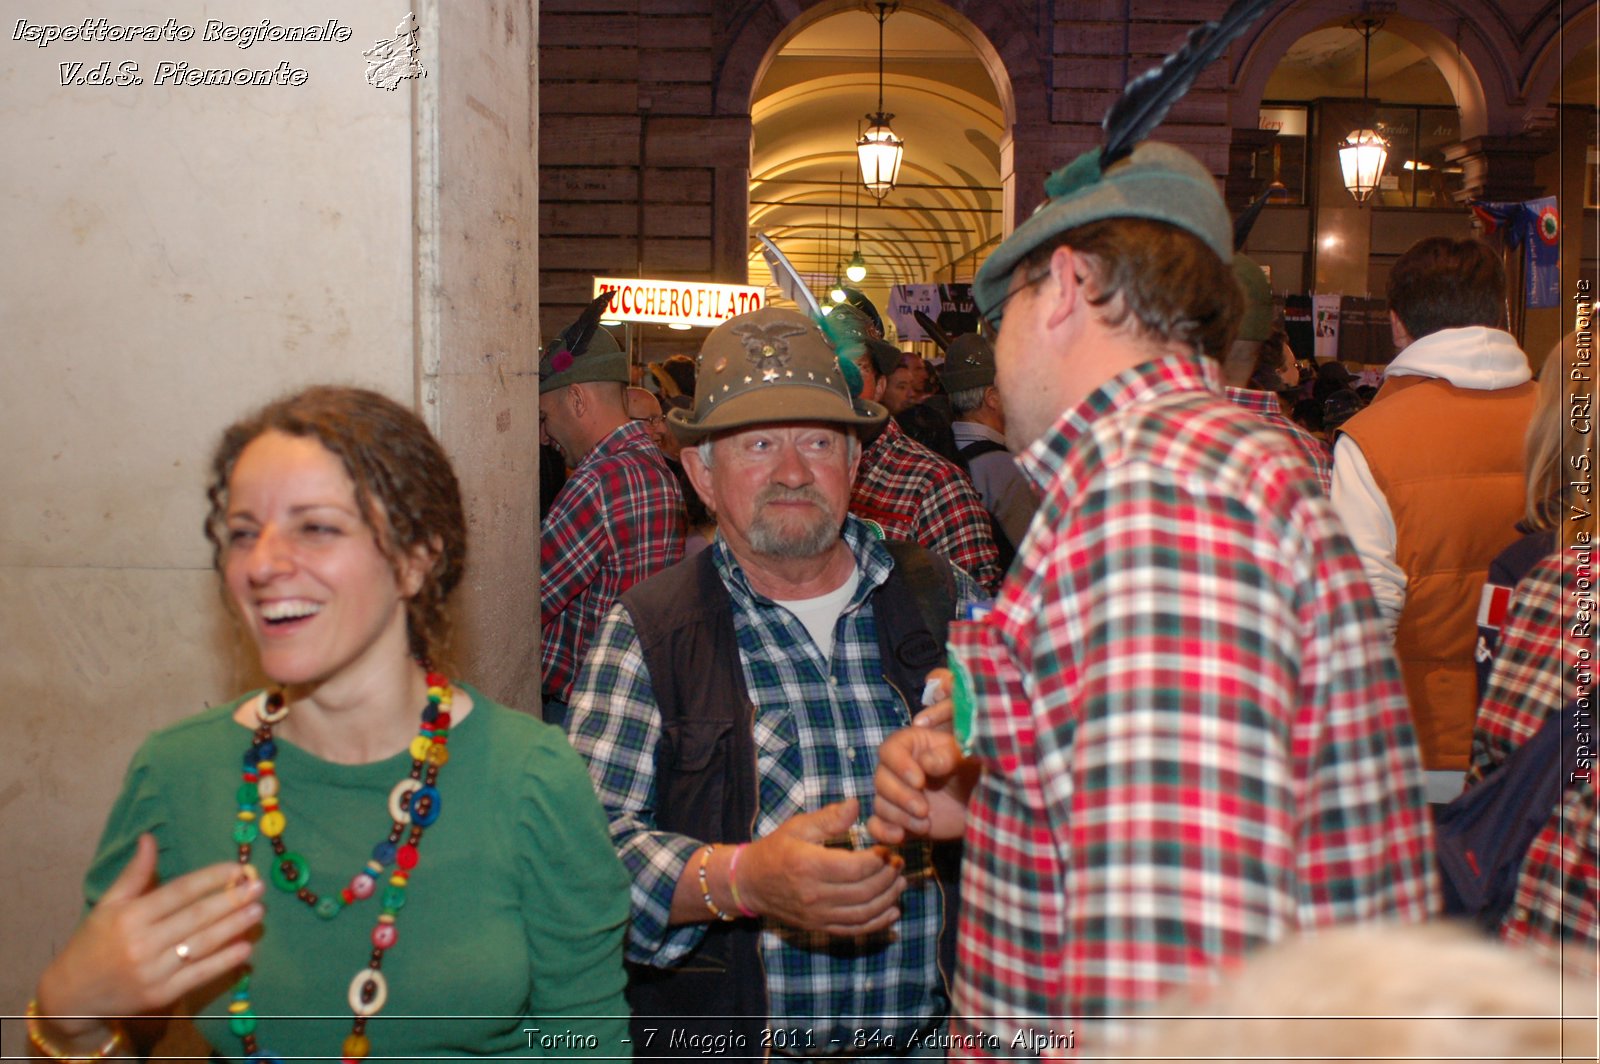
[25,1000,129,1062]
[696,844,734,922]
[726,843,757,918]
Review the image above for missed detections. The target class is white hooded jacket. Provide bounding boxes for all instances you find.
[1329,325,1532,634]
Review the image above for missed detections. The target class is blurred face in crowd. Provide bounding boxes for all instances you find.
[625,386,673,456]
[882,355,927,415]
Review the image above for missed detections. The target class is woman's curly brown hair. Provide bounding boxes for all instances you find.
[204,386,467,666]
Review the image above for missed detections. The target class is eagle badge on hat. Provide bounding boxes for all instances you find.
[734,321,805,382]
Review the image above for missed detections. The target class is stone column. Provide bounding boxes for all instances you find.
[417,0,542,709]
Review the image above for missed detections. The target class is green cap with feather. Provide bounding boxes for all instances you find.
[539,292,629,394]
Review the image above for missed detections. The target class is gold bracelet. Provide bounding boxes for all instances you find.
[696,844,734,922]
[25,999,129,1062]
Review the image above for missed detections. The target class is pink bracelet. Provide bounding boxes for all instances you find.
[727,843,757,918]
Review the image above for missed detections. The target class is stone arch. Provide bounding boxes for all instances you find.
[1229,0,1520,138]
[719,0,1048,293]
[1521,1,1599,110]
[714,0,1048,131]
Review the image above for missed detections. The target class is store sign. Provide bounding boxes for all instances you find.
[889,284,977,343]
[593,277,763,328]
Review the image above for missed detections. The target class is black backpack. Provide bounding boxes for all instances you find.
[1434,698,1586,930]
[956,438,1018,573]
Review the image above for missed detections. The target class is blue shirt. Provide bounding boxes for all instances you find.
[567,518,985,1048]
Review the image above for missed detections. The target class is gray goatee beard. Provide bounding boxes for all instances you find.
[746,486,840,559]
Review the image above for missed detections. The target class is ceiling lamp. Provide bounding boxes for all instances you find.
[1338,17,1389,205]
[857,2,904,199]
[827,192,848,304]
[845,181,868,281]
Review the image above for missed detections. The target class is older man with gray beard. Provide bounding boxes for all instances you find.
[566,306,985,1059]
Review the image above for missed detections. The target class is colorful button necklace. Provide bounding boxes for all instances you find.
[228,673,452,1063]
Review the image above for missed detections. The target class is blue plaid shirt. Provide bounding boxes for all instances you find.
[567,518,984,1049]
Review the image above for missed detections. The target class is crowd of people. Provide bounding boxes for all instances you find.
[28,63,1592,1064]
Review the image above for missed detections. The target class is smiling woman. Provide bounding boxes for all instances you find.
[29,387,632,1062]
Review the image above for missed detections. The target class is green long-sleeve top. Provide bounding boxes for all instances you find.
[84,684,632,1061]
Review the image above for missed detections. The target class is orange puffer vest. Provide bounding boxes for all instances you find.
[1340,375,1536,770]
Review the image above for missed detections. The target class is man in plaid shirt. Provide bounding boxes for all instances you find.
[539,313,683,723]
[870,142,1436,1055]
[1468,550,1596,967]
[851,335,1004,594]
[567,307,985,1057]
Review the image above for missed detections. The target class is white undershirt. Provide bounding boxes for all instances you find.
[772,562,861,661]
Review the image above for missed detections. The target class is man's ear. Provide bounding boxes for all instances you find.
[1040,246,1085,329]
[680,443,717,512]
[565,381,589,419]
[1389,310,1413,350]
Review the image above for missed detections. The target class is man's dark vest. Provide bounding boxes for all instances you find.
[617,541,955,1054]
[957,437,1018,572]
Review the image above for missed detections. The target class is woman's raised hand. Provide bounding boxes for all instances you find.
[33,834,264,1054]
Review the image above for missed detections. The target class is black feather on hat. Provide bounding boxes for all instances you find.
[975,0,1278,314]
[547,291,615,373]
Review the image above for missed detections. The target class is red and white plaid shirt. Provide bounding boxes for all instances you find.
[1468,551,1597,969]
[540,421,683,704]
[1224,385,1332,492]
[852,418,1003,592]
[951,356,1436,1055]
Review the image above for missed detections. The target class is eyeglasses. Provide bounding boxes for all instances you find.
[978,266,1052,332]
[636,414,666,428]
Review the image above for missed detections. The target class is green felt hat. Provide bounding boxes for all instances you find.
[668,308,887,443]
[538,302,628,394]
[936,333,996,393]
[973,142,1231,317]
[862,337,903,378]
[1232,254,1274,343]
[822,302,874,368]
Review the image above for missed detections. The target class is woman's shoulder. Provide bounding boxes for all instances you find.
[458,685,580,761]
[457,685,599,796]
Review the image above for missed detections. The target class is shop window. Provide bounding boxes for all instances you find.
[1370,105,1463,208]
[1254,103,1309,205]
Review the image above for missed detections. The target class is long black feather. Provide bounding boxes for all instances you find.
[1232,181,1289,251]
[563,291,615,357]
[914,310,953,352]
[1101,0,1277,170]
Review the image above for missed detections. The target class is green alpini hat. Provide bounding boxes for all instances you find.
[539,292,628,394]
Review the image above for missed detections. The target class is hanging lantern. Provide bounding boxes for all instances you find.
[856,3,904,199]
[1338,128,1389,203]
[1340,18,1389,205]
